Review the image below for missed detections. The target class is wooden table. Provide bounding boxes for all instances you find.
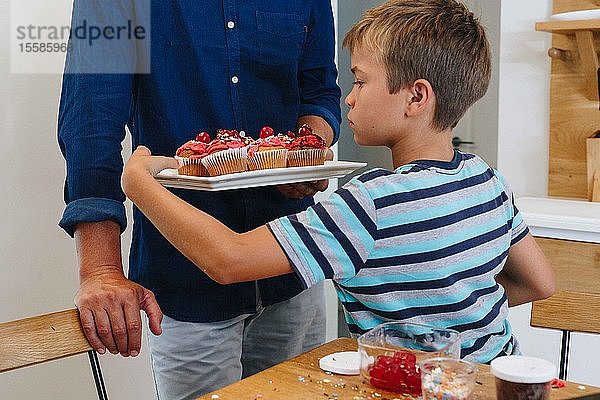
[199,338,600,400]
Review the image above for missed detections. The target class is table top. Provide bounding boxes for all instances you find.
[199,338,600,400]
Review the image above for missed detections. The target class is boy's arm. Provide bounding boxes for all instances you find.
[495,233,555,306]
[122,147,294,284]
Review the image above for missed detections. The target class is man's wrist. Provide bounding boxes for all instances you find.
[75,221,124,280]
[80,264,125,282]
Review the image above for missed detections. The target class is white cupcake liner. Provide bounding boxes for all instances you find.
[175,156,207,176]
[248,149,288,171]
[201,147,248,176]
[287,148,327,167]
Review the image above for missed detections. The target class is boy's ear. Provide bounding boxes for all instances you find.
[405,79,434,116]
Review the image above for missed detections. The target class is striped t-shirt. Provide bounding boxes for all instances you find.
[268,151,529,363]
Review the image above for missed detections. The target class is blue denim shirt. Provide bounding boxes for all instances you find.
[58,0,341,322]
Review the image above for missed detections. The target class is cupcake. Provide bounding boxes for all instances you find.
[247,126,288,170]
[287,124,328,167]
[174,131,211,176]
[201,129,249,176]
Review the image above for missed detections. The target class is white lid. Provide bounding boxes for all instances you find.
[319,351,360,375]
[490,356,556,383]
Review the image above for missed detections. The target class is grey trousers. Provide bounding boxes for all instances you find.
[148,282,326,400]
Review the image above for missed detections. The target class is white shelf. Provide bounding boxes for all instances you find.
[516,197,600,243]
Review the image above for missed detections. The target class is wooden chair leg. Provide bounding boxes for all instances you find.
[88,351,109,400]
[559,330,571,380]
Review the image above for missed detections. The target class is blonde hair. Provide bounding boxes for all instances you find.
[343,0,491,130]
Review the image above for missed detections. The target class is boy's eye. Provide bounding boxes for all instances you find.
[352,80,364,87]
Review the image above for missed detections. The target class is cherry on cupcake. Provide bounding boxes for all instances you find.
[195,131,211,143]
[297,124,313,137]
[260,126,275,139]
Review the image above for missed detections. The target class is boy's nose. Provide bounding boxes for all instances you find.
[345,93,354,107]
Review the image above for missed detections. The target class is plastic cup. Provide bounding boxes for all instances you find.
[490,356,556,400]
[357,322,461,396]
[419,357,478,400]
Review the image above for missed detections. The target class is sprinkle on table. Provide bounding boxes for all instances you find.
[551,378,566,389]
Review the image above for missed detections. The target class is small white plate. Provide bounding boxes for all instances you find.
[319,351,360,375]
[156,161,367,191]
[550,9,600,21]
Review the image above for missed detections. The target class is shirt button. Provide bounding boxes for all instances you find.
[231,76,239,84]
[227,21,235,29]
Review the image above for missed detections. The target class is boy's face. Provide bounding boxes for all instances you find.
[345,47,410,147]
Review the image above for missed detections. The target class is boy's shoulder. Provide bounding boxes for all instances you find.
[345,152,501,196]
[355,168,396,184]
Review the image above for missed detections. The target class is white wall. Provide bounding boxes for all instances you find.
[498,0,600,386]
[0,0,158,398]
[458,0,501,168]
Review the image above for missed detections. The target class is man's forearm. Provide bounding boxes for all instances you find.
[74,220,124,281]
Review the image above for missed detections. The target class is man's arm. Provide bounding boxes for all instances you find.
[74,221,162,356]
[277,0,341,200]
[495,233,555,307]
[297,0,341,143]
[58,0,162,357]
[122,147,294,284]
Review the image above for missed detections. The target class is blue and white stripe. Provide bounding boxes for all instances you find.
[268,151,528,363]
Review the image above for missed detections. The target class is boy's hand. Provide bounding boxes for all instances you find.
[125,146,180,177]
[122,146,180,199]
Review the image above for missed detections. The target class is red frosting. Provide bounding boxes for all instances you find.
[206,137,247,154]
[176,140,209,158]
[216,129,253,145]
[178,126,322,159]
[288,134,326,150]
[247,136,288,156]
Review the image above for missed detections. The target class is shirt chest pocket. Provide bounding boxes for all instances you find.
[256,11,307,69]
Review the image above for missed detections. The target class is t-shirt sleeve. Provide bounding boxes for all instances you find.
[494,170,529,245]
[510,197,529,244]
[268,178,377,289]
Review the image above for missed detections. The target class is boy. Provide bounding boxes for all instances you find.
[122,0,555,363]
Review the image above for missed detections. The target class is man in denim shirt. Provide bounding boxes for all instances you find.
[57,1,341,398]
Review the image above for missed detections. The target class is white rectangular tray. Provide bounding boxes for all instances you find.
[156,161,367,191]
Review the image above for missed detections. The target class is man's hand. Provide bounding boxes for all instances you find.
[277,180,329,199]
[277,148,334,199]
[75,268,163,357]
[74,220,162,358]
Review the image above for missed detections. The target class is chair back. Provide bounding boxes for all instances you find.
[530,237,600,379]
[0,309,108,399]
[0,308,92,373]
[531,291,600,334]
